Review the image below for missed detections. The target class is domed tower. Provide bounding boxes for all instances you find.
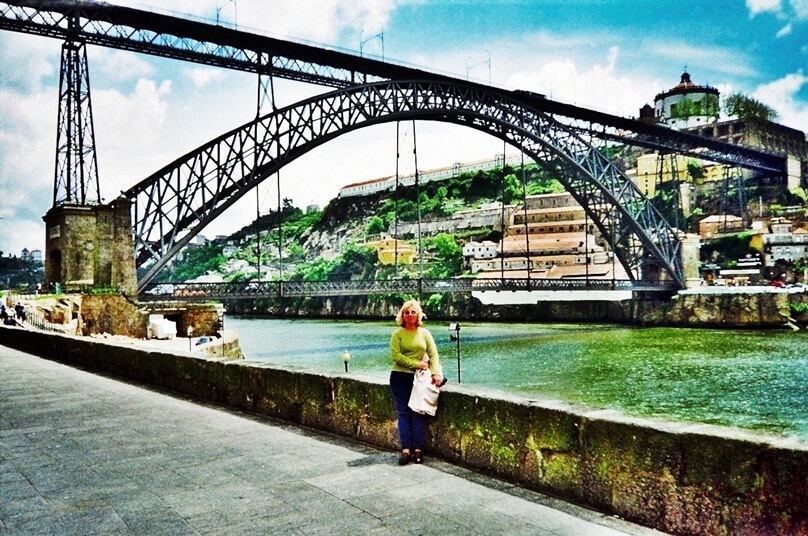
[653,71,720,130]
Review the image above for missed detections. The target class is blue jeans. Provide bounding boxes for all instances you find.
[390,371,428,451]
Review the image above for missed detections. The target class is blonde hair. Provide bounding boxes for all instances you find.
[396,299,424,327]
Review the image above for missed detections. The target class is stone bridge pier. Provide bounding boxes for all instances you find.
[43,195,137,297]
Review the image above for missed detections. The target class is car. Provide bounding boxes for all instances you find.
[195,336,211,346]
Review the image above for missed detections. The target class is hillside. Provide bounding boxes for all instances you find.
[158,163,562,284]
[157,152,801,286]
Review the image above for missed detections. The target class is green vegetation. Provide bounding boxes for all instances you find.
[160,161,565,284]
[723,93,778,122]
[669,94,720,119]
[0,256,43,291]
[168,243,226,282]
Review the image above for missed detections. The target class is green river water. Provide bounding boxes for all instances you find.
[228,316,808,441]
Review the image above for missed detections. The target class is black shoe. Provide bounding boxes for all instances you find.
[439,377,448,387]
[413,449,423,464]
[398,451,411,465]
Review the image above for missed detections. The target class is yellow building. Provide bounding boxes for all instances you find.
[634,153,691,197]
[367,238,418,265]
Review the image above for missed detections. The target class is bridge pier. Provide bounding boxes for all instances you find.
[43,195,137,297]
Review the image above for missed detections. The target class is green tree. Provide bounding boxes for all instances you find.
[723,93,778,121]
[366,216,386,236]
[425,234,463,277]
[670,94,719,119]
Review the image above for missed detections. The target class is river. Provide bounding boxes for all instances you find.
[227,316,808,441]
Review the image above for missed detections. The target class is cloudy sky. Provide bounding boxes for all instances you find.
[1,0,806,256]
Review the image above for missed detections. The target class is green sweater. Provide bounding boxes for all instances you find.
[390,326,442,377]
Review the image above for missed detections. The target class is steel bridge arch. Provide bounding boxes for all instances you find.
[126,80,684,292]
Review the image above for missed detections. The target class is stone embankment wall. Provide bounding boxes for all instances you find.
[227,290,796,328]
[637,290,792,328]
[2,327,806,536]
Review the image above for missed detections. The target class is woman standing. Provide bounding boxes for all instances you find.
[389,300,443,465]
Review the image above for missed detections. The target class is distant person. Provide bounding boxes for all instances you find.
[389,300,443,465]
[0,305,7,321]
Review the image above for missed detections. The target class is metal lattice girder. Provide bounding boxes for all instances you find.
[0,0,787,175]
[0,0,434,89]
[126,80,686,291]
[53,36,100,205]
[138,277,672,301]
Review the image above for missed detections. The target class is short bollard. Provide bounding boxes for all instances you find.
[448,323,461,383]
[342,350,351,372]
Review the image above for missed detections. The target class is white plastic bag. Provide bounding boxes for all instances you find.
[408,368,440,416]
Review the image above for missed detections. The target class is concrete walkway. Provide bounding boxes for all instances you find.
[0,345,669,535]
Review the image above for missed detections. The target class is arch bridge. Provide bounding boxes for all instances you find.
[0,1,788,297]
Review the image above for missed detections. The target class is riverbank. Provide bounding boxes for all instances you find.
[223,286,806,329]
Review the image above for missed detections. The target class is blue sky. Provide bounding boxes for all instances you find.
[1,0,806,256]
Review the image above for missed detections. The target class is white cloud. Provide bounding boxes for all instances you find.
[776,22,794,36]
[646,41,757,79]
[747,0,808,20]
[753,70,808,131]
[187,67,226,88]
[89,48,156,83]
[505,46,658,118]
[0,33,57,93]
[789,0,808,19]
[0,83,57,255]
[747,0,783,17]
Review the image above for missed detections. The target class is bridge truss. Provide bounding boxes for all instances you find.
[126,80,684,290]
[140,277,671,302]
[0,0,789,296]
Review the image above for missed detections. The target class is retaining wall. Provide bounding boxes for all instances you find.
[2,326,806,536]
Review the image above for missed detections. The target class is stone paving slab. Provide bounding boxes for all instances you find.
[0,344,670,535]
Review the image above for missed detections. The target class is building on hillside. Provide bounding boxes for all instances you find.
[710,255,765,286]
[699,214,745,239]
[337,154,524,198]
[366,237,418,265]
[463,240,498,259]
[762,218,808,266]
[633,153,691,197]
[463,240,499,273]
[639,71,807,191]
[644,71,720,130]
[688,116,807,190]
[393,202,517,238]
[30,249,43,263]
[472,192,626,280]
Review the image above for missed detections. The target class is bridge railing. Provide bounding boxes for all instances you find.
[139,278,676,301]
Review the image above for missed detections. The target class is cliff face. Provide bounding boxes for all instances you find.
[225,291,796,329]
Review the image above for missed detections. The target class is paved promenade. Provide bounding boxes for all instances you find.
[0,344,668,535]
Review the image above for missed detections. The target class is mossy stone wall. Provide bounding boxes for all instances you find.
[1,326,806,535]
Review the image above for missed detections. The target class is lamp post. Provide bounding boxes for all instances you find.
[342,350,351,372]
[465,50,491,85]
[448,323,461,383]
[187,326,193,351]
[359,30,384,60]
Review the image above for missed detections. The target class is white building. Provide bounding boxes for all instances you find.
[763,219,808,265]
[651,72,720,130]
